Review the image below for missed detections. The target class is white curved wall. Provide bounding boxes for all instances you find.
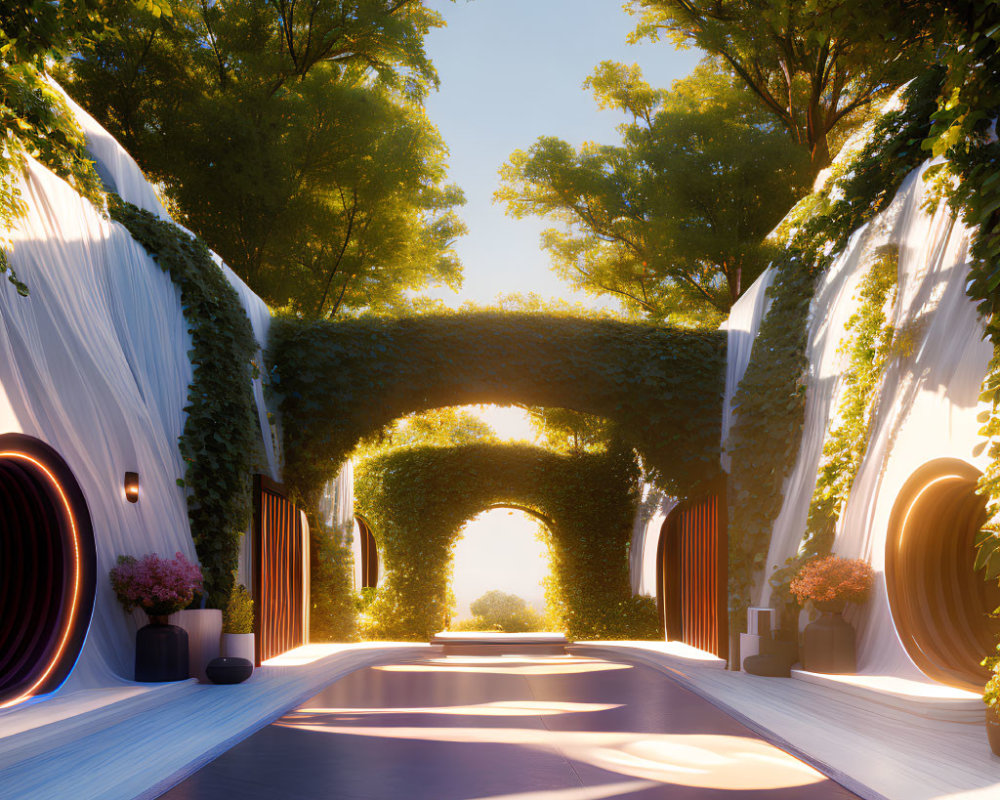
[727,159,992,685]
[0,86,285,690]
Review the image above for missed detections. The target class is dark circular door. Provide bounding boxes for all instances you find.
[0,434,96,708]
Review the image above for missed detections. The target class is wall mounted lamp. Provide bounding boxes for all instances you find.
[124,471,139,503]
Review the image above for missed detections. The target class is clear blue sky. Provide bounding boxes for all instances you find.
[422,0,702,310]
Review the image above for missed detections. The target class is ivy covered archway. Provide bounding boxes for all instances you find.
[354,441,660,641]
[271,312,726,502]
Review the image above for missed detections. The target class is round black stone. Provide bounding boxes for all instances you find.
[206,657,254,685]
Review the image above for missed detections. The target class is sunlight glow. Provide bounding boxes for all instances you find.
[373,658,633,676]
[472,404,538,443]
[793,670,981,700]
[462,782,659,800]
[451,507,549,618]
[261,644,360,667]
[271,721,827,792]
[292,700,622,717]
[897,474,965,554]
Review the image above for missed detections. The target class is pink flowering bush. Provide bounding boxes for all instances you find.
[109,552,203,617]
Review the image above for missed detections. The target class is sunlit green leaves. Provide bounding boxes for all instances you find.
[726,69,943,621]
[63,0,462,319]
[497,61,809,325]
[355,442,658,641]
[625,0,935,171]
[111,196,258,608]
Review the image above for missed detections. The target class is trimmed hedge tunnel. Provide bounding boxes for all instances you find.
[354,442,661,641]
[270,312,727,503]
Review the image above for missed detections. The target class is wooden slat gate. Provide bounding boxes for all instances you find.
[658,490,728,660]
[252,475,305,665]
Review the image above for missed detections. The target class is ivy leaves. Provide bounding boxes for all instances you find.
[726,68,944,621]
[109,196,258,608]
[272,311,727,506]
[0,65,105,296]
[355,442,659,641]
[929,7,1000,591]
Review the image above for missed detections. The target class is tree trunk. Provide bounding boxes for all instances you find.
[810,133,832,173]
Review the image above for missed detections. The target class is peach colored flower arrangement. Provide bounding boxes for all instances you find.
[790,555,874,610]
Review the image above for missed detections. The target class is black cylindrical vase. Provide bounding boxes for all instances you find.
[135,618,190,682]
[802,611,856,673]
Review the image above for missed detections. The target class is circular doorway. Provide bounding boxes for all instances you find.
[885,459,1000,690]
[0,434,96,707]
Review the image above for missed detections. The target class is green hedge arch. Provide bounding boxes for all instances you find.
[354,441,660,641]
[271,312,726,505]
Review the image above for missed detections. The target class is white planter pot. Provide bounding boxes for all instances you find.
[170,609,222,683]
[221,632,255,663]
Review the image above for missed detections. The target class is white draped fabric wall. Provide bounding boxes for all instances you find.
[721,269,774,474]
[629,488,677,598]
[319,461,355,542]
[0,84,339,692]
[56,85,284,483]
[0,155,198,687]
[726,159,992,683]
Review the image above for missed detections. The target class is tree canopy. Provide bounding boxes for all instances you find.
[625,0,935,171]
[497,62,809,325]
[523,407,614,454]
[462,590,546,633]
[63,0,465,317]
[354,407,497,460]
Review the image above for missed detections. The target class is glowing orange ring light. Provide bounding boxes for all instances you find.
[0,435,96,708]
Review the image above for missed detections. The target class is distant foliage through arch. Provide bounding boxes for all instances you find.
[354,442,661,641]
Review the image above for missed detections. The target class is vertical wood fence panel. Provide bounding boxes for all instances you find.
[659,489,727,659]
[252,475,305,665]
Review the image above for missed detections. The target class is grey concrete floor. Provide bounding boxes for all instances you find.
[158,653,860,799]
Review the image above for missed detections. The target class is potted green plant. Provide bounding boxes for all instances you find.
[109,552,202,682]
[221,583,255,663]
[791,555,874,674]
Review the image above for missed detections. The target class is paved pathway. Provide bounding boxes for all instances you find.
[159,653,859,799]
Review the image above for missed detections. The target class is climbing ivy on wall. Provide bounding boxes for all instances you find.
[800,245,899,561]
[0,70,260,609]
[354,441,660,641]
[770,245,900,604]
[725,68,944,624]
[109,196,259,608]
[921,4,1000,584]
[271,312,726,504]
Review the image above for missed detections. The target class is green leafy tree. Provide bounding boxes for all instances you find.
[63,0,465,317]
[524,407,614,454]
[497,62,809,325]
[1,0,170,68]
[354,407,496,462]
[625,0,935,171]
[0,0,170,293]
[465,590,546,633]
